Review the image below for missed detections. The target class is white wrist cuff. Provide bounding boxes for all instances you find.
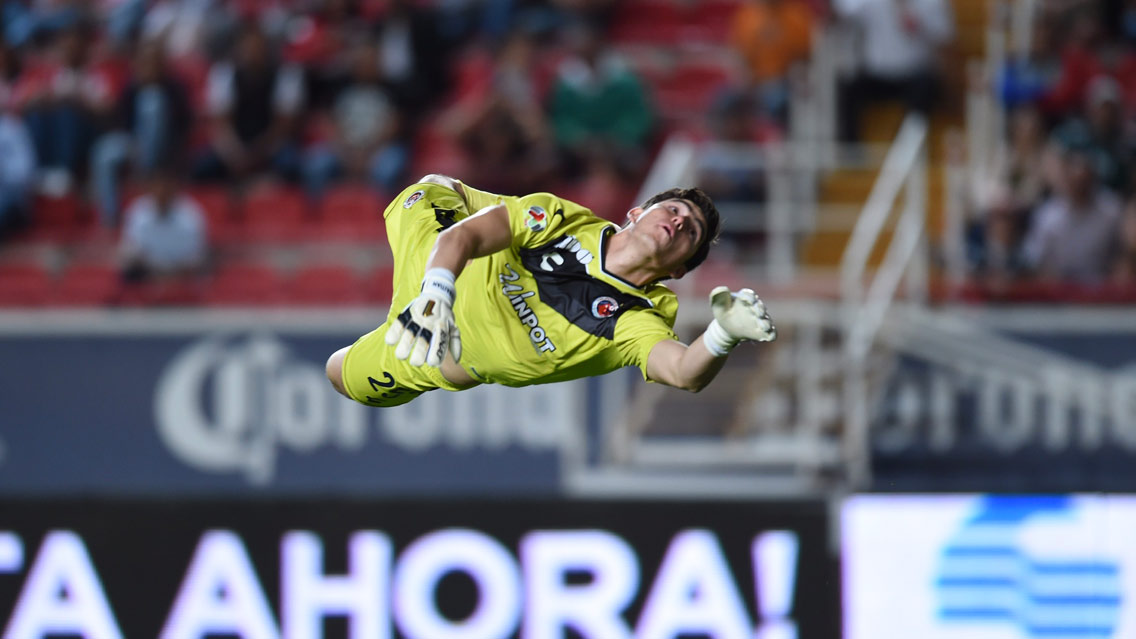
[422,268,457,303]
[703,319,738,357]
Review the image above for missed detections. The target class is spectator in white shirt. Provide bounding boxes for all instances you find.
[1021,147,1122,284]
[836,0,954,143]
[120,167,208,281]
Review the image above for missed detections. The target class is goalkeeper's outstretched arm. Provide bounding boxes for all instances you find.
[646,287,776,392]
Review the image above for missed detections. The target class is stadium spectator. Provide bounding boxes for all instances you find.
[1021,146,1122,284]
[17,18,117,195]
[192,22,304,185]
[998,14,1064,112]
[728,0,813,122]
[140,0,226,60]
[285,0,374,107]
[119,167,207,282]
[548,22,655,182]
[90,39,193,227]
[1051,76,1132,193]
[302,39,407,196]
[445,29,555,195]
[974,105,1050,222]
[969,185,1028,293]
[1038,6,1105,119]
[698,89,780,204]
[0,107,35,239]
[836,0,953,143]
[375,0,455,115]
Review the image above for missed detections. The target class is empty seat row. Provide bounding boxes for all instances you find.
[16,185,393,245]
[0,261,395,307]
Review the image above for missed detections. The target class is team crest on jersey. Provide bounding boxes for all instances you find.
[526,206,548,232]
[591,296,619,319]
[403,189,425,209]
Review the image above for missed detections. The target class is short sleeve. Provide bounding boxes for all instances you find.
[508,193,588,250]
[613,306,680,380]
[459,182,507,213]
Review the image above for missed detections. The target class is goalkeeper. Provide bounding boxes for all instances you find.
[326,174,776,407]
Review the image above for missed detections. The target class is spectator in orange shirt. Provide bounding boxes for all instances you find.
[728,0,813,121]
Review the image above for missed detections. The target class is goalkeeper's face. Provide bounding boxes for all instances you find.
[627,198,707,278]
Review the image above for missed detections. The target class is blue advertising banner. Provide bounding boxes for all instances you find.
[870,313,1136,491]
[844,494,1136,639]
[0,314,583,495]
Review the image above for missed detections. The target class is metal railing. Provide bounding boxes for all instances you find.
[841,114,929,487]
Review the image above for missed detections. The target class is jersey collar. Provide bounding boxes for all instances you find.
[596,225,657,298]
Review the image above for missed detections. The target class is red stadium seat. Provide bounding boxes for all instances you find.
[610,1,683,44]
[409,122,467,180]
[240,187,310,243]
[362,265,395,304]
[610,0,728,45]
[186,186,239,244]
[700,0,742,32]
[315,185,387,241]
[203,262,287,306]
[0,262,52,306]
[288,264,365,305]
[54,261,120,306]
[26,195,86,242]
[654,64,731,117]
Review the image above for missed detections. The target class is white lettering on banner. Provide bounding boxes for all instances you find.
[154,334,576,483]
[0,532,22,573]
[522,530,639,639]
[753,532,799,639]
[873,358,1136,454]
[160,531,279,639]
[393,530,522,639]
[636,530,752,639]
[282,531,390,639]
[0,528,801,639]
[3,532,122,639]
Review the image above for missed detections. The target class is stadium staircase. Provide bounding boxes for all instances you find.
[799,0,989,276]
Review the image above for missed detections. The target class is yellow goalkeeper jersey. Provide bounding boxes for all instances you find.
[454,185,680,387]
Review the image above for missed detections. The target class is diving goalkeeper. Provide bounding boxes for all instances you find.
[326,174,776,407]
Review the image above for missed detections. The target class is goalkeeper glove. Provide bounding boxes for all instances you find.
[703,286,777,357]
[386,268,463,367]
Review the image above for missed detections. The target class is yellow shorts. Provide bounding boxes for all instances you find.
[341,182,471,407]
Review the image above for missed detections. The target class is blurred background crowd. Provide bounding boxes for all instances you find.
[0,0,1132,305]
[967,0,1136,298]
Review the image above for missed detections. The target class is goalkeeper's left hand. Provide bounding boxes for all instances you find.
[385,268,463,367]
[702,286,777,356]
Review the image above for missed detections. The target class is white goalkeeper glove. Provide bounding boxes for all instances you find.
[385,268,463,367]
[703,286,777,356]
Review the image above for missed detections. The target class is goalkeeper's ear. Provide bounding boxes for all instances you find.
[624,206,644,227]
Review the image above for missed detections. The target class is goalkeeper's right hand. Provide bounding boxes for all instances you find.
[702,286,777,356]
[385,268,463,367]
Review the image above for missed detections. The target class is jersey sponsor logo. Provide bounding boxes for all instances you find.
[591,296,619,319]
[519,234,652,340]
[526,206,548,232]
[403,189,425,208]
[500,263,557,353]
[554,234,593,264]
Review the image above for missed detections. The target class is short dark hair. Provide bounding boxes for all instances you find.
[640,187,721,273]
